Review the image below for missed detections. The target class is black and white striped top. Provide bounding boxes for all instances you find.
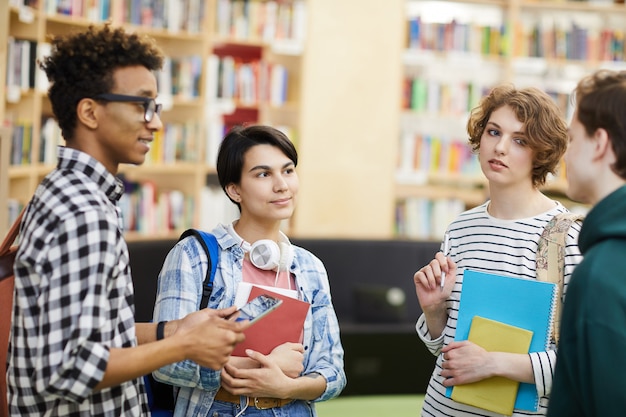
[416,201,583,417]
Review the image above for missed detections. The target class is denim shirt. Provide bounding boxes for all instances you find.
[152,224,346,416]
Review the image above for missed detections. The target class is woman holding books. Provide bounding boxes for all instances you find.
[151,124,345,417]
[412,85,583,416]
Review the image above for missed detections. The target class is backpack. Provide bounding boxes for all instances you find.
[536,212,584,345]
[145,229,219,415]
[1,210,24,417]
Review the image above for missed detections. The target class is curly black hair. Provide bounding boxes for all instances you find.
[39,24,164,140]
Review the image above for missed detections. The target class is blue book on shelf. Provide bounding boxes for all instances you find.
[445,269,557,412]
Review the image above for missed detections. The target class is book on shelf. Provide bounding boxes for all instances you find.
[232,284,310,357]
[118,179,193,234]
[446,269,558,412]
[215,0,306,44]
[269,64,288,106]
[450,316,533,416]
[39,117,62,165]
[198,186,239,231]
[9,121,33,166]
[395,197,465,240]
[146,121,200,165]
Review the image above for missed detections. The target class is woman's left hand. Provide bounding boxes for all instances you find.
[220,349,292,398]
[439,341,494,387]
[268,342,305,378]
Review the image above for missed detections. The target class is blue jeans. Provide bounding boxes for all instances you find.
[209,399,316,417]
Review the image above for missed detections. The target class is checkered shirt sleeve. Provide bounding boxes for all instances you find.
[7,147,148,416]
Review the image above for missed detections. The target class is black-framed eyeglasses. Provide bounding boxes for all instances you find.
[94,93,162,122]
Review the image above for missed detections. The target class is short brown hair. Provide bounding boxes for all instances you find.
[467,84,568,187]
[574,69,626,179]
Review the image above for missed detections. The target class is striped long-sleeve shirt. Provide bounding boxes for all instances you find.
[416,201,582,417]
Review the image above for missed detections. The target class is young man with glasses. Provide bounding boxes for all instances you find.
[7,24,247,416]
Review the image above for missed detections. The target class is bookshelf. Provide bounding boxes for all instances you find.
[397,0,623,239]
[200,0,406,238]
[0,127,11,235]
[1,0,214,240]
[1,0,407,240]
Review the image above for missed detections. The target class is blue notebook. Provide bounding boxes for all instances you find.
[446,269,557,412]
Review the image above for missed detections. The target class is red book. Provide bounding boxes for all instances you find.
[233,286,310,356]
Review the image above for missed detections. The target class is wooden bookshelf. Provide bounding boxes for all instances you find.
[0,126,11,235]
[397,0,612,238]
[201,0,406,238]
[1,0,408,240]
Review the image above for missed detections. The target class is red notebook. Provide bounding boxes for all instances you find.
[233,286,310,356]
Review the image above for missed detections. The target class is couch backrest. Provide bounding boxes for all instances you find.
[128,239,177,323]
[293,239,439,324]
[128,238,441,325]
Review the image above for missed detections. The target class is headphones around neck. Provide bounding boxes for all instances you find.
[226,223,294,271]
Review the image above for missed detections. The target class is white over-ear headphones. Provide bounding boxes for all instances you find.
[226,223,294,271]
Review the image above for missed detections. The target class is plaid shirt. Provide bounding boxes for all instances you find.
[8,147,149,416]
[152,224,346,416]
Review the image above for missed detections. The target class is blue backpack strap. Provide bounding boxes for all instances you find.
[178,229,219,309]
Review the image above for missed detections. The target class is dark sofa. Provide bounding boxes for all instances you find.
[128,238,440,395]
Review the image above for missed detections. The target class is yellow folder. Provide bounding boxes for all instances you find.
[451,316,533,416]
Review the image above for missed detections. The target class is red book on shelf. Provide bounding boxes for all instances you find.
[233,286,310,356]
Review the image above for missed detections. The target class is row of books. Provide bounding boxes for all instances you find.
[215,0,306,44]
[119,0,204,33]
[395,197,467,240]
[6,118,60,167]
[206,54,289,107]
[40,118,62,165]
[407,18,508,56]
[9,0,37,7]
[402,76,574,121]
[521,24,625,62]
[198,185,240,231]
[402,77,490,115]
[3,182,238,238]
[9,121,33,166]
[5,39,50,103]
[41,0,205,34]
[117,178,240,235]
[118,179,194,235]
[397,132,481,181]
[5,40,202,104]
[407,16,626,63]
[157,55,203,100]
[11,117,205,168]
[41,0,110,22]
[145,121,201,164]
[14,113,294,172]
[6,200,24,232]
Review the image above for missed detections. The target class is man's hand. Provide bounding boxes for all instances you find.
[172,307,248,370]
